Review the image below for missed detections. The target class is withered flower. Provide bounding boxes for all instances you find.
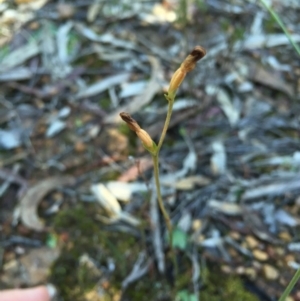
[168,45,206,98]
[120,112,155,151]
[119,112,141,132]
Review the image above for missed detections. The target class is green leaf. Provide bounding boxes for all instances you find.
[179,126,187,137]
[46,233,58,248]
[189,294,197,301]
[176,290,197,301]
[176,290,189,301]
[172,228,188,250]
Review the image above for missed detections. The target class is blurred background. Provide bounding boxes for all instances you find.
[0,0,300,300]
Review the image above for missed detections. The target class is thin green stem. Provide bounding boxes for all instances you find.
[259,0,300,56]
[152,95,178,283]
[152,154,173,241]
[152,153,178,285]
[157,98,174,152]
[279,268,300,301]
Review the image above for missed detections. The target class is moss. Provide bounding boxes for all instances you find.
[232,26,246,42]
[100,170,121,181]
[50,204,141,301]
[50,204,258,301]
[175,0,188,27]
[200,267,259,301]
[264,17,278,33]
[74,53,106,69]
[98,96,111,110]
[195,0,207,12]
[124,265,258,301]
[122,275,172,301]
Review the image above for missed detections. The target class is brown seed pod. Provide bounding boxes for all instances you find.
[168,68,187,97]
[136,129,154,149]
[190,46,207,61]
[168,45,207,97]
[119,112,140,132]
[181,45,207,73]
[120,112,155,150]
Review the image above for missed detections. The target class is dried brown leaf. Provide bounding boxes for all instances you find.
[248,63,294,97]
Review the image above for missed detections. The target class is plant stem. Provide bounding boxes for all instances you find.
[152,96,178,282]
[152,153,178,285]
[153,97,174,240]
[259,0,300,56]
[278,268,300,301]
[154,96,174,244]
[152,154,173,242]
[157,98,174,152]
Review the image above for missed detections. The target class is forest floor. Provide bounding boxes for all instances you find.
[0,1,300,300]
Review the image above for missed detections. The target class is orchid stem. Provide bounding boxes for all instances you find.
[120,46,207,295]
[152,95,178,283]
[152,154,173,242]
[157,97,174,152]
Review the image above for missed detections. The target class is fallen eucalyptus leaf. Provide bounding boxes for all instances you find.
[91,183,121,217]
[119,81,147,98]
[106,181,148,202]
[208,199,242,216]
[20,176,75,231]
[46,119,66,137]
[210,141,227,175]
[91,183,140,226]
[217,89,239,126]
[105,56,163,123]
[163,175,210,190]
[75,73,130,100]
[0,42,40,72]
[0,129,22,149]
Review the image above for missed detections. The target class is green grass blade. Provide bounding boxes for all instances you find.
[258,0,300,56]
[278,268,300,301]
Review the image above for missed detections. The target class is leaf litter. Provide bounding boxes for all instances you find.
[0,0,300,300]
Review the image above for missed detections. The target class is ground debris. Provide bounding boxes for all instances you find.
[1,247,60,286]
[0,0,300,300]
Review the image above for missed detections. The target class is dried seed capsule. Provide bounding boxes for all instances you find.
[167,45,206,98]
[181,45,206,73]
[167,68,186,98]
[119,112,156,153]
[120,112,141,132]
[136,129,154,149]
